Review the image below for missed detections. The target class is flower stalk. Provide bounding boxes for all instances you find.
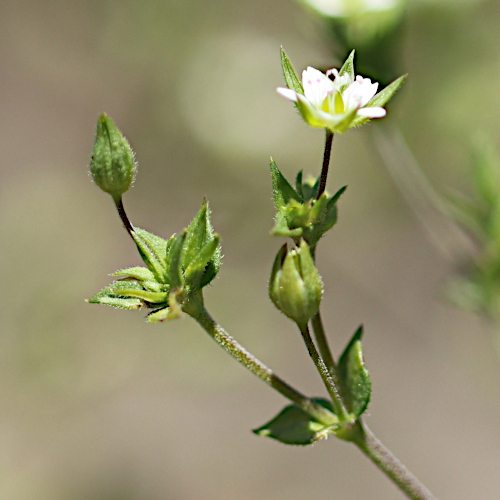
[114,197,135,240]
[298,322,351,422]
[318,130,334,198]
[310,311,337,375]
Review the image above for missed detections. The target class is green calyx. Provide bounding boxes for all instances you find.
[88,200,221,322]
[89,113,137,201]
[270,158,346,249]
[269,240,323,327]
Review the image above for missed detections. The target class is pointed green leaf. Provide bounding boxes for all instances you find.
[322,185,347,232]
[330,185,347,204]
[114,288,167,304]
[270,158,302,214]
[112,266,156,282]
[253,399,337,445]
[280,47,303,95]
[338,326,371,417]
[339,50,355,81]
[299,175,320,201]
[88,280,146,309]
[295,171,304,200]
[370,74,407,108]
[132,227,168,283]
[269,243,287,308]
[185,234,221,289]
[169,231,186,290]
[89,295,144,309]
[351,74,406,128]
[323,200,338,233]
[183,200,209,265]
[310,176,321,200]
[200,241,222,289]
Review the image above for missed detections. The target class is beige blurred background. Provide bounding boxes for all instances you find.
[1,0,500,498]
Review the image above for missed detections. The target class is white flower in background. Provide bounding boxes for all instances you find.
[302,0,402,18]
[277,58,387,133]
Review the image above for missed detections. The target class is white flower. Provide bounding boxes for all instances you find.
[278,64,386,133]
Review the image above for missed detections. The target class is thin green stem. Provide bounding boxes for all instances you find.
[309,248,343,398]
[350,420,438,500]
[310,311,336,375]
[310,311,349,404]
[317,129,334,198]
[298,323,350,422]
[189,302,337,426]
[114,197,135,241]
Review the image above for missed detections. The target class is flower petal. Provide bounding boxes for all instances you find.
[356,106,386,118]
[342,76,379,110]
[301,67,334,107]
[277,87,299,102]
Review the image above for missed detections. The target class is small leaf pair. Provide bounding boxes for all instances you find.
[254,326,371,445]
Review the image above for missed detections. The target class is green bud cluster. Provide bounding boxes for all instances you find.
[89,113,137,201]
[270,158,346,250]
[88,200,221,322]
[269,240,323,327]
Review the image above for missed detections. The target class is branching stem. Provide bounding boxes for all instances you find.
[188,301,337,426]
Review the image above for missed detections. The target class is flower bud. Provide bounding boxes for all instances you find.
[269,240,323,327]
[89,113,137,201]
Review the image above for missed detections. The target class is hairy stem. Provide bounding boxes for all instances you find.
[298,323,350,422]
[189,302,337,426]
[310,311,336,374]
[350,420,438,500]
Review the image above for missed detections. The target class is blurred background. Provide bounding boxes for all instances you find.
[1,0,500,498]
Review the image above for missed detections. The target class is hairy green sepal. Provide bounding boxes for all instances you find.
[280,47,304,96]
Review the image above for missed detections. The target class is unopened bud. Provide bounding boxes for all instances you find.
[89,113,137,201]
[269,240,323,327]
